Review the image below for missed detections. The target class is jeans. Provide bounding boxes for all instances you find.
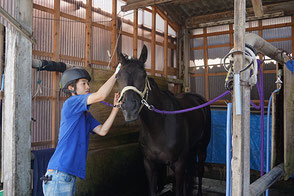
[42,170,76,196]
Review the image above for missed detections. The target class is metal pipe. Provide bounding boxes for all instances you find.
[250,163,284,196]
[245,33,290,64]
[226,103,232,196]
[265,69,282,196]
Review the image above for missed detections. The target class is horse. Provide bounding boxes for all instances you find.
[116,45,211,196]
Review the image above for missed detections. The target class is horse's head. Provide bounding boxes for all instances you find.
[116,45,150,122]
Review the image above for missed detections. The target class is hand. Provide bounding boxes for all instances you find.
[115,63,121,75]
[113,93,121,108]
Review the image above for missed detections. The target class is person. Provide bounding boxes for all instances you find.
[42,65,121,196]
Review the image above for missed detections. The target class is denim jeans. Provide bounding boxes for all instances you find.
[42,170,76,196]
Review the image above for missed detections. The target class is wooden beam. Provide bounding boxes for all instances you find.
[163,19,168,77]
[52,0,60,148]
[203,28,209,100]
[186,1,294,29]
[85,0,92,67]
[151,7,156,76]
[183,28,190,92]
[122,0,172,12]
[33,4,54,14]
[251,0,263,17]
[232,0,249,195]
[283,15,294,180]
[133,9,138,58]
[111,0,117,69]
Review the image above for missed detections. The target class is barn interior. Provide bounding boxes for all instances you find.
[0,0,294,195]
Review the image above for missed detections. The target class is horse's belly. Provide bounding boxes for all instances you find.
[141,143,186,164]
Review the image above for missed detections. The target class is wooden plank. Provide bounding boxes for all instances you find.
[33,96,67,101]
[163,19,168,77]
[122,0,172,12]
[92,59,109,66]
[52,0,60,148]
[183,29,190,92]
[60,54,85,62]
[191,23,292,39]
[85,0,92,67]
[133,9,138,58]
[31,141,52,147]
[232,0,249,195]
[203,28,209,100]
[60,12,85,23]
[283,15,294,180]
[111,0,117,69]
[92,21,111,31]
[151,7,156,76]
[33,3,54,14]
[251,0,263,17]
[32,50,54,58]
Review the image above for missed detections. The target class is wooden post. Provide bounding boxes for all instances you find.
[258,20,264,72]
[203,28,209,100]
[163,19,168,78]
[3,0,32,195]
[232,0,250,195]
[0,23,4,184]
[283,15,294,180]
[52,0,60,148]
[183,28,190,92]
[133,9,138,58]
[151,7,156,76]
[85,0,92,67]
[111,0,117,69]
[177,31,183,80]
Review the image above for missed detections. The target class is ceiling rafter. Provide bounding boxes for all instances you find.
[251,0,264,17]
[186,1,294,29]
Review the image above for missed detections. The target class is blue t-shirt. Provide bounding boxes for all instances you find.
[47,94,100,179]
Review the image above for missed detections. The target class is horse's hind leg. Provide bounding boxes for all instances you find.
[196,147,207,196]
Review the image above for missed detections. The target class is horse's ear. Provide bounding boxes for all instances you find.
[117,52,127,64]
[139,45,148,64]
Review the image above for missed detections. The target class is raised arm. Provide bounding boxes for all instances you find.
[87,73,116,105]
[87,64,121,105]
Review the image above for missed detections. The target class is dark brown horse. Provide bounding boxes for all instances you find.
[116,45,211,196]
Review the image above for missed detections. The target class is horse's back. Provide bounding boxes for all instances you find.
[175,93,211,148]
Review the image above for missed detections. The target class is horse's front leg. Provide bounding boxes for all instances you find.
[174,160,186,196]
[144,158,158,196]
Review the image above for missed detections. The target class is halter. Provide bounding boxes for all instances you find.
[118,77,152,111]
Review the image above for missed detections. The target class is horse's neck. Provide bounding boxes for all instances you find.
[139,86,165,126]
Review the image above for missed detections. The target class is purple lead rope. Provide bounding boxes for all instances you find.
[151,90,231,114]
[100,101,114,107]
[249,60,265,176]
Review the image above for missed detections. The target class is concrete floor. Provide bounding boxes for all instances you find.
[122,177,294,196]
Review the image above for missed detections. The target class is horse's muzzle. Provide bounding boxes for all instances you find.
[121,99,140,122]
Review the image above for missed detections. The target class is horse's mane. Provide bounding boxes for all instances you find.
[147,77,176,100]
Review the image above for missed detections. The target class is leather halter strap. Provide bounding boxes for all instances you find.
[118,77,151,103]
